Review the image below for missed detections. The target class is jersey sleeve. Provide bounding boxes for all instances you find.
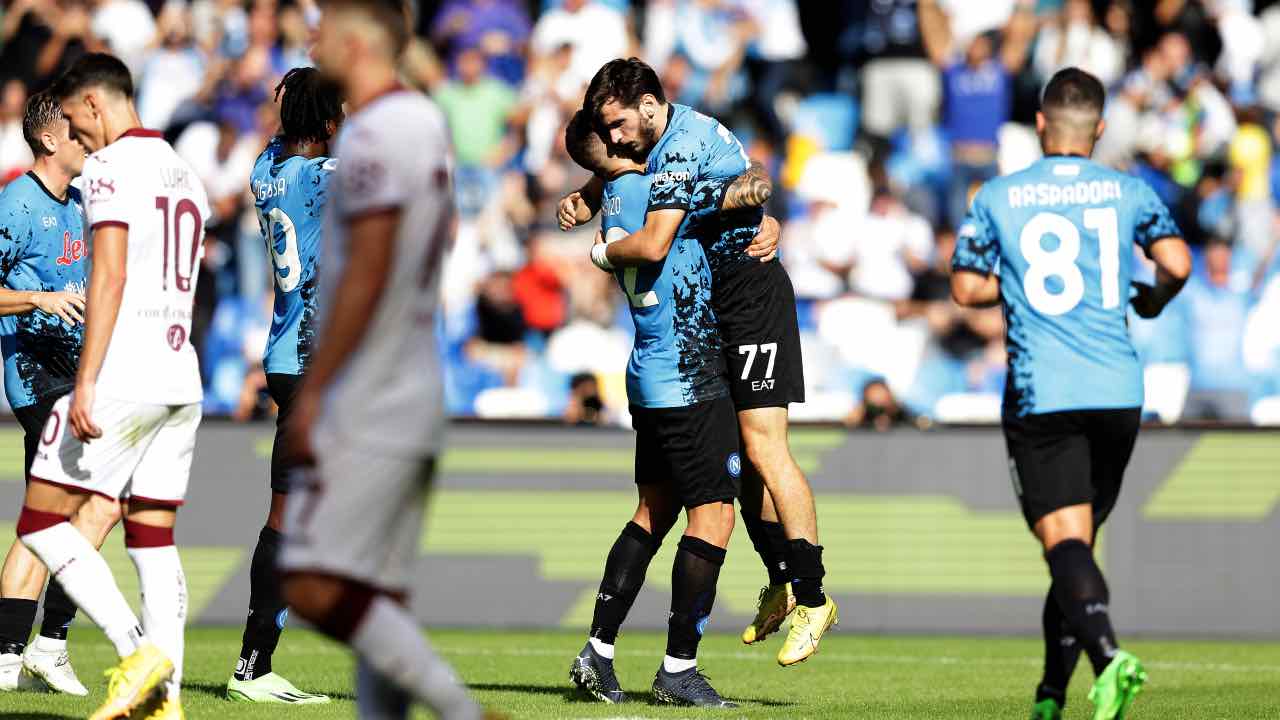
[0,200,31,283]
[1132,180,1182,253]
[81,156,131,231]
[952,186,1000,275]
[647,129,700,213]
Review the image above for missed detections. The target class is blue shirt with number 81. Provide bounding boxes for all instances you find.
[952,156,1181,417]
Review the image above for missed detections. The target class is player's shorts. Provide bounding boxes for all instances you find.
[631,394,741,508]
[267,373,303,494]
[29,393,202,506]
[1002,407,1142,531]
[280,436,435,594]
[713,261,805,411]
[13,392,64,477]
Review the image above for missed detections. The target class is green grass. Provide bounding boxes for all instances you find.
[3,628,1279,718]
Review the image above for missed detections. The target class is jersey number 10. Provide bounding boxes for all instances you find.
[1020,208,1120,316]
[156,196,203,293]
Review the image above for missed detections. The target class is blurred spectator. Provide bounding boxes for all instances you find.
[435,45,520,169]
[835,190,933,302]
[138,2,206,132]
[468,271,529,386]
[856,0,941,158]
[0,0,98,90]
[1032,0,1127,89]
[735,0,806,145]
[846,378,913,431]
[431,0,532,86]
[664,0,753,114]
[1229,106,1273,259]
[920,0,1034,226]
[0,80,32,183]
[563,372,605,425]
[530,0,628,87]
[512,236,568,335]
[1178,241,1254,421]
[90,0,156,72]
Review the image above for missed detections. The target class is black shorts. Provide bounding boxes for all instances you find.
[632,395,741,509]
[1003,407,1141,531]
[714,261,805,410]
[267,373,304,494]
[13,392,64,478]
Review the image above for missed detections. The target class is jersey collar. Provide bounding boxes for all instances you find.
[119,128,164,139]
[1045,152,1087,159]
[24,170,69,206]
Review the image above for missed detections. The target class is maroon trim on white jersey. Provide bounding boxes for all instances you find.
[353,82,409,114]
[119,128,165,139]
[29,475,118,502]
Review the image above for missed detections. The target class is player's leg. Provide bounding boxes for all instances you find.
[652,397,739,708]
[737,462,793,645]
[228,373,328,704]
[1079,408,1145,720]
[1033,585,1082,720]
[280,451,482,719]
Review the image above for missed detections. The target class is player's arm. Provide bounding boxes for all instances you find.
[593,207,685,269]
[1131,237,1192,319]
[950,192,1001,308]
[721,161,772,211]
[0,288,84,324]
[69,224,128,440]
[917,0,952,67]
[950,269,1000,308]
[558,175,604,230]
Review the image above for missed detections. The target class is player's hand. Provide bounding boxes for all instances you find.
[33,291,86,325]
[287,386,321,467]
[747,215,780,263]
[69,382,101,442]
[1130,281,1163,319]
[558,191,584,231]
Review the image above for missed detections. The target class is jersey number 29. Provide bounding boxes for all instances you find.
[1020,208,1120,316]
[258,207,303,292]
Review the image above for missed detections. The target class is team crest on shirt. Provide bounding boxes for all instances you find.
[166,324,187,351]
[726,452,741,478]
[343,158,385,197]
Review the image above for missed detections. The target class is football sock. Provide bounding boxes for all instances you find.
[350,595,482,720]
[235,525,286,681]
[787,538,827,607]
[0,598,38,654]
[126,520,186,700]
[662,655,697,673]
[1036,583,1082,706]
[589,521,657,645]
[741,514,790,586]
[17,511,143,658]
[356,656,411,720]
[38,577,77,641]
[588,637,614,660]
[1046,539,1117,676]
[666,535,725,662]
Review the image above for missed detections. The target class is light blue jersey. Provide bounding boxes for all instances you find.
[0,173,86,409]
[602,171,726,408]
[952,156,1181,416]
[645,103,753,278]
[251,137,335,375]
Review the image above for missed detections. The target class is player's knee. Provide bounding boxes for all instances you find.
[79,496,123,534]
[285,574,380,642]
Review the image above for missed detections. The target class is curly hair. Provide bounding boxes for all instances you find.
[22,91,64,157]
[274,67,344,145]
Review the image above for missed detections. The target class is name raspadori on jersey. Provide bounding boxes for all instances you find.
[1007,179,1123,209]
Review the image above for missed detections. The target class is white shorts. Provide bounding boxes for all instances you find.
[279,436,435,593]
[30,393,202,506]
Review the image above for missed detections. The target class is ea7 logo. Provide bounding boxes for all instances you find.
[752,379,775,391]
[90,177,116,198]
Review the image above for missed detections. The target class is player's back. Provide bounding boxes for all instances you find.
[319,90,452,455]
[956,156,1180,416]
[601,172,724,408]
[251,137,334,374]
[81,129,209,405]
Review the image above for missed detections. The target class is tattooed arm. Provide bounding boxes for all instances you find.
[721,161,773,210]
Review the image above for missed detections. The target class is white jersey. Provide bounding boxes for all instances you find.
[317,88,453,456]
[81,129,209,405]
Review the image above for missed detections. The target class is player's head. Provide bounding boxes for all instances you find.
[314,0,410,86]
[49,53,135,153]
[564,108,635,178]
[1036,67,1106,156]
[275,67,344,149]
[23,90,85,177]
[585,58,666,159]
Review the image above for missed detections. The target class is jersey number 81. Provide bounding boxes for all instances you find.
[1020,208,1120,316]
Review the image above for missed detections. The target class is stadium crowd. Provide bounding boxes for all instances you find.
[2,0,1280,425]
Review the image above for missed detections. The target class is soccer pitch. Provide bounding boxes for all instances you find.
[2,628,1278,719]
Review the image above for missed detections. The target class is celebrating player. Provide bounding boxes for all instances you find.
[562,57,837,666]
[563,109,777,707]
[16,53,211,720]
[0,91,121,696]
[224,66,339,706]
[279,2,486,718]
[950,68,1191,720]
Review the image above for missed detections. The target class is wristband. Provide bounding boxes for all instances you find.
[590,242,614,271]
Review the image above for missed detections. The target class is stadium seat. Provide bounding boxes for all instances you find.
[1143,363,1192,424]
[790,94,858,152]
[1249,396,1280,426]
[473,387,552,419]
[933,392,1002,424]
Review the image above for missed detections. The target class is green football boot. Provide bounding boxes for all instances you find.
[1088,650,1147,720]
[1031,697,1063,720]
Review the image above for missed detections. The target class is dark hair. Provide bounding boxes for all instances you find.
[564,109,604,174]
[275,67,343,144]
[50,53,134,101]
[584,58,665,117]
[1041,67,1105,117]
[320,0,410,56]
[22,91,63,157]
